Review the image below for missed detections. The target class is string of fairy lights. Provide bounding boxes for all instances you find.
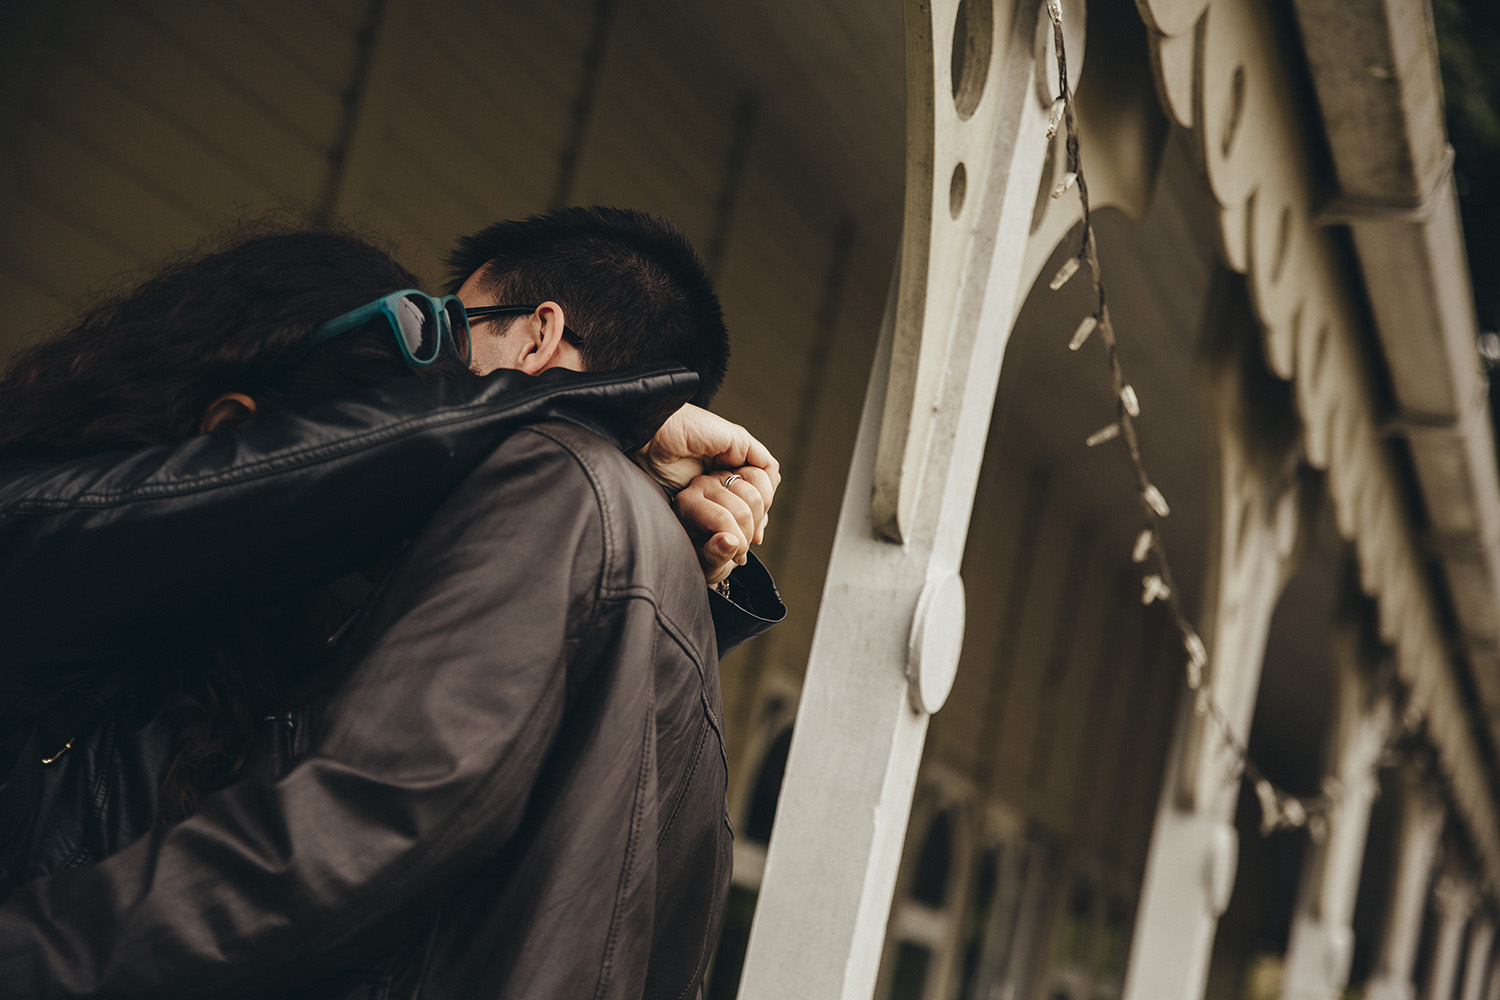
[1041,0,1345,838]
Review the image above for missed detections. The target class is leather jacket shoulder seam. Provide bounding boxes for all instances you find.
[2,408,483,513]
[515,424,614,640]
[3,370,682,513]
[599,586,727,779]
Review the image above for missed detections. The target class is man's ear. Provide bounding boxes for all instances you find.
[199,393,259,433]
[516,301,571,375]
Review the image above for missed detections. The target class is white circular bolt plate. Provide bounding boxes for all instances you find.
[906,574,966,714]
[1203,822,1239,917]
[1326,926,1353,986]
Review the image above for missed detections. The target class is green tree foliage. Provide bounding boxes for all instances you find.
[1433,0,1500,333]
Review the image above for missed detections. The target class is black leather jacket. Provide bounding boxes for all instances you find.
[0,366,783,998]
[0,364,779,677]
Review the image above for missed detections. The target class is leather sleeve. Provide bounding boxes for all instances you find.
[0,427,646,998]
[0,364,696,674]
[709,553,786,657]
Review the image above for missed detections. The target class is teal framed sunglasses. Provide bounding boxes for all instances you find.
[309,290,473,367]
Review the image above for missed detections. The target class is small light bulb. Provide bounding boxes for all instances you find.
[1184,632,1207,670]
[1050,256,1081,290]
[1143,484,1170,518]
[1281,798,1307,828]
[1046,97,1066,139]
[1184,633,1207,689]
[1069,315,1097,350]
[1051,172,1077,199]
[1120,384,1140,417]
[1085,422,1120,447]
[1132,528,1154,563]
[1254,779,1278,814]
[1140,574,1171,605]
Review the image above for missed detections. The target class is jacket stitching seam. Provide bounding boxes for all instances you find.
[597,588,727,779]
[592,637,656,1000]
[675,791,732,1000]
[59,719,118,871]
[657,723,709,849]
[526,425,613,641]
[519,423,660,1000]
[651,604,728,775]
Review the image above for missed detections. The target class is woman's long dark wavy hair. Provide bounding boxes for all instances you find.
[0,220,467,820]
[0,222,461,460]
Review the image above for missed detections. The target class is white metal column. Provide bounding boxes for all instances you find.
[1485,947,1500,1000]
[1282,645,1395,1000]
[1366,771,1446,1000]
[1423,877,1477,1000]
[1459,916,1495,1000]
[1122,281,1306,1000]
[735,1,1063,997]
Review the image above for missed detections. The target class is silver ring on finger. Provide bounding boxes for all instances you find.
[722,473,742,488]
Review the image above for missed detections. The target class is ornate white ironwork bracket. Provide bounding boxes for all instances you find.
[871,0,1081,542]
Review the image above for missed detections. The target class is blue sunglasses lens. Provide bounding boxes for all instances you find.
[394,294,440,362]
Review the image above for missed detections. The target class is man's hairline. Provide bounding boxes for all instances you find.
[467,260,504,297]
[464,262,537,341]
[463,255,722,404]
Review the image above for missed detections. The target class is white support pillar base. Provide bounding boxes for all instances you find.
[1282,666,1391,1000]
[1364,978,1417,1000]
[1459,918,1495,1000]
[1282,916,1354,1000]
[1485,956,1500,1000]
[1123,759,1240,1000]
[1366,772,1445,1000]
[1424,876,1477,1000]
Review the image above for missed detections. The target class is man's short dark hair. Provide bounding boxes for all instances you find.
[447,207,729,405]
